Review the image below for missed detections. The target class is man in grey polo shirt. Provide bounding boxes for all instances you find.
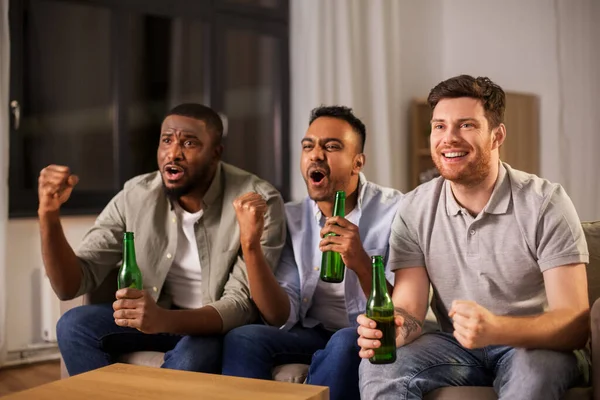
[38,103,286,376]
[357,75,590,400]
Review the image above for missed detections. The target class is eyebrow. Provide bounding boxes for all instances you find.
[161,131,200,138]
[430,117,478,124]
[301,137,343,144]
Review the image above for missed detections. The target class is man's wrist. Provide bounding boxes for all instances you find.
[38,208,61,221]
[241,239,262,253]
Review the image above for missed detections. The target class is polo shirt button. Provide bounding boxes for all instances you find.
[470,230,476,236]
[303,298,308,303]
[167,253,172,259]
[314,267,319,271]
[153,286,158,292]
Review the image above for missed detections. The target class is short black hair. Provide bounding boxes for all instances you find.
[166,103,224,142]
[309,105,366,152]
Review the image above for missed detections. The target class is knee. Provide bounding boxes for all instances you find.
[165,336,223,373]
[56,306,90,344]
[321,328,360,358]
[223,325,271,356]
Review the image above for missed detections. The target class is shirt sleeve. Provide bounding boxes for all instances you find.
[388,203,426,271]
[74,190,126,297]
[208,183,287,333]
[275,234,301,330]
[536,185,589,271]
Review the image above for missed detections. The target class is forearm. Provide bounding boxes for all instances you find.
[242,243,290,326]
[493,308,590,350]
[38,211,83,300]
[160,305,223,335]
[394,306,424,346]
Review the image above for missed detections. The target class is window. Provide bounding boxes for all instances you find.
[8,0,289,217]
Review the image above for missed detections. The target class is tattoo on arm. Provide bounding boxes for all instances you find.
[394,307,423,339]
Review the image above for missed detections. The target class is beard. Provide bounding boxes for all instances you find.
[305,175,347,202]
[433,146,492,187]
[161,163,213,200]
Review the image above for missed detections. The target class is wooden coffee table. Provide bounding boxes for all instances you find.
[2,363,329,399]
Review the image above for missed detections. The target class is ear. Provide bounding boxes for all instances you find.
[353,153,366,174]
[491,124,506,150]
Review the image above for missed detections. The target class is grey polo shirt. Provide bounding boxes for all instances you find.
[390,162,589,333]
[74,161,286,333]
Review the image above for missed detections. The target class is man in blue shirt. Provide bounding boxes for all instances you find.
[222,106,402,400]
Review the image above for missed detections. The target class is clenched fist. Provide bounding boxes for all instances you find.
[233,192,268,250]
[449,300,499,349]
[38,165,79,215]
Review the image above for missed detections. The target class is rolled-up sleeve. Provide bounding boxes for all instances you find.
[276,234,301,330]
[74,190,126,298]
[209,183,287,333]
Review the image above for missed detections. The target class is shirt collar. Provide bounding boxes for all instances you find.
[445,162,510,216]
[311,172,367,222]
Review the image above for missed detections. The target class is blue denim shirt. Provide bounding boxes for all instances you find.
[277,173,402,330]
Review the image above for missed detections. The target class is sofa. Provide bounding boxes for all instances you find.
[60,221,600,400]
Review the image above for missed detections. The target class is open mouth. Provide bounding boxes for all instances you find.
[310,170,326,184]
[442,151,468,160]
[164,164,184,181]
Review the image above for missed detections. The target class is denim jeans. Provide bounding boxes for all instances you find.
[222,324,361,400]
[57,303,223,376]
[359,331,583,400]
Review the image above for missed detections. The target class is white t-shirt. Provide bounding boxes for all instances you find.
[163,204,204,309]
[306,208,359,331]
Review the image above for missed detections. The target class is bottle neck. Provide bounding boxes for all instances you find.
[333,197,346,217]
[371,262,387,298]
[123,239,137,266]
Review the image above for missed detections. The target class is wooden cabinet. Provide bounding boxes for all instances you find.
[409,93,539,190]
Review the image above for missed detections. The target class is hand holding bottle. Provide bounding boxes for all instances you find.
[38,165,79,215]
[319,216,371,275]
[113,288,166,334]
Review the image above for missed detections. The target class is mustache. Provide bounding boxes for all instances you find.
[307,163,330,175]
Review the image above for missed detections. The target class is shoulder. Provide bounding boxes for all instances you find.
[122,171,163,196]
[362,180,403,203]
[399,176,445,214]
[505,163,565,214]
[221,162,280,198]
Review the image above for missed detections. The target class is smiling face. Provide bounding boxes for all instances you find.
[300,116,364,202]
[430,97,504,186]
[157,114,222,198]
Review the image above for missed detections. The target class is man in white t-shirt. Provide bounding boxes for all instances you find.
[39,103,286,376]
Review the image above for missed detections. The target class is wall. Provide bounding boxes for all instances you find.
[5,217,95,351]
[440,0,600,220]
[4,0,600,353]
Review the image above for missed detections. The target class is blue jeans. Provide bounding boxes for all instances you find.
[57,303,223,376]
[359,331,584,400]
[222,324,361,400]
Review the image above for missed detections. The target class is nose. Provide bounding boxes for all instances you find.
[309,145,325,162]
[442,125,461,144]
[166,142,184,161]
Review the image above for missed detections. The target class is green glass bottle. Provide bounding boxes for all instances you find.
[320,190,346,283]
[118,231,143,290]
[366,255,396,364]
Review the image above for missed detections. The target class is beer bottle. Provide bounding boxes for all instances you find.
[118,231,143,290]
[320,190,345,283]
[366,255,396,364]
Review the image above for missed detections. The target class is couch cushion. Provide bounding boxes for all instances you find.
[272,363,309,383]
[583,221,600,304]
[118,351,165,367]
